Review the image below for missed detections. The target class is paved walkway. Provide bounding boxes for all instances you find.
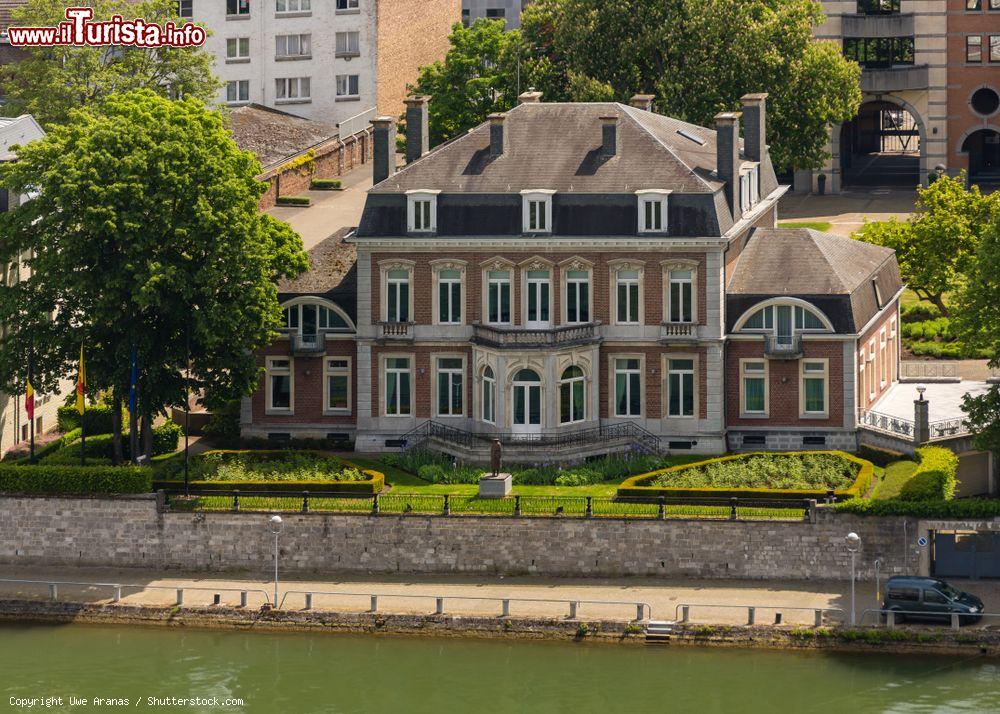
[874,381,993,423]
[3,566,999,627]
[778,188,916,237]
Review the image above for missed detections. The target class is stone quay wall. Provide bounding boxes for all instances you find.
[0,494,921,580]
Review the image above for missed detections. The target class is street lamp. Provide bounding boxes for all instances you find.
[268,515,283,608]
[845,532,861,625]
[916,384,927,402]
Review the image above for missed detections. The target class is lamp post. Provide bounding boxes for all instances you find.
[845,532,861,625]
[269,515,283,608]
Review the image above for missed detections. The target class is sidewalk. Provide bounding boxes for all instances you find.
[3,566,998,626]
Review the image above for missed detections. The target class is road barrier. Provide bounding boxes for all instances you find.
[674,602,847,627]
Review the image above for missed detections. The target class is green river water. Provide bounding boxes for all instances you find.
[1,624,999,713]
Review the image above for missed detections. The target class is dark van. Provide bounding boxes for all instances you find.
[882,576,984,625]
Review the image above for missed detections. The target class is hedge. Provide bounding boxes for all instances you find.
[3,428,82,464]
[56,404,117,434]
[0,463,152,494]
[898,446,958,501]
[276,195,310,206]
[617,451,874,502]
[310,178,342,190]
[43,420,183,463]
[833,498,1000,518]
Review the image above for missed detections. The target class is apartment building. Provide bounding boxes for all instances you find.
[242,93,903,459]
[187,0,459,123]
[462,0,530,29]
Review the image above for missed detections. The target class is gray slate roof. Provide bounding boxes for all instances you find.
[372,102,741,194]
[278,227,357,319]
[229,104,339,169]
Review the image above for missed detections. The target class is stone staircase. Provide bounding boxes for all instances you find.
[645,620,674,644]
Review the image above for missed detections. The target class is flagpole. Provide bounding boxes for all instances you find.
[27,345,34,463]
[79,343,86,468]
[184,323,190,497]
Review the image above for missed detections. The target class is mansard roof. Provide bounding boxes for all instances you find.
[372,102,746,195]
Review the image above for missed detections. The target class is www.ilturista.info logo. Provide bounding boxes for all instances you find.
[7,7,206,47]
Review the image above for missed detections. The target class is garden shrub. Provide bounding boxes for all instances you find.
[56,404,117,434]
[897,446,958,501]
[276,195,310,206]
[310,178,342,190]
[3,428,81,463]
[857,445,904,468]
[834,498,1000,518]
[0,463,151,494]
[44,421,182,463]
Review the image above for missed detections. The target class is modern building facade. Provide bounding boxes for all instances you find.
[186,0,459,123]
[462,0,530,29]
[243,93,904,459]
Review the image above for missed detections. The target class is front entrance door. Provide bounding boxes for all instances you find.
[511,369,542,435]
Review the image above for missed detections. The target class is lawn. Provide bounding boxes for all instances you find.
[777,221,832,232]
[873,460,918,500]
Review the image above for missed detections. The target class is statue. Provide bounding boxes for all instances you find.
[490,438,502,477]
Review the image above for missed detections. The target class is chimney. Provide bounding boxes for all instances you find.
[489,112,507,157]
[404,95,430,164]
[740,93,768,163]
[630,94,655,112]
[600,115,618,157]
[715,111,742,222]
[518,88,543,104]
[371,116,396,185]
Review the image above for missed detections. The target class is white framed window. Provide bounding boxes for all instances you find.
[383,356,412,416]
[667,358,695,418]
[335,31,360,56]
[636,190,670,233]
[667,267,694,323]
[486,268,512,324]
[740,165,760,213]
[385,268,410,323]
[559,366,586,424]
[800,359,829,418]
[858,348,866,406]
[226,37,249,60]
[435,267,463,325]
[524,268,551,328]
[613,357,642,418]
[889,316,897,382]
[266,357,292,413]
[435,357,464,417]
[565,268,590,323]
[879,328,888,387]
[227,0,250,16]
[282,301,352,334]
[521,190,554,233]
[481,366,496,424]
[178,0,193,18]
[275,77,310,102]
[275,0,309,13]
[740,359,768,416]
[407,190,438,233]
[324,357,351,413]
[868,340,876,400]
[336,74,360,98]
[336,0,359,10]
[276,33,310,58]
[614,268,641,325]
[736,301,831,334]
[226,80,249,104]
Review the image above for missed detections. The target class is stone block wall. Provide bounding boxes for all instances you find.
[0,494,922,581]
[258,130,372,210]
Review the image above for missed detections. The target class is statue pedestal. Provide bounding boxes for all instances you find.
[478,473,512,499]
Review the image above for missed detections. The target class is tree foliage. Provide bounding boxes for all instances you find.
[962,386,1000,459]
[0,0,219,127]
[0,91,308,452]
[854,173,999,317]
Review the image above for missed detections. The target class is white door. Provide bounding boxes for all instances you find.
[526,271,551,329]
[511,369,542,436]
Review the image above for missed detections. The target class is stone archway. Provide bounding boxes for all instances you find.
[959,127,1000,187]
[838,97,926,188]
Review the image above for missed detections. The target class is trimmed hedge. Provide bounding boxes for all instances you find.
[617,451,874,502]
[56,405,117,434]
[0,463,152,494]
[898,446,958,501]
[43,420,183,463]
[3,428,82,464]
[276,195,311,206]
[310,178,342,190]
[833,498,1000,518]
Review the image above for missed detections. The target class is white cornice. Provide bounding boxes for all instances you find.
[349,236,728,250]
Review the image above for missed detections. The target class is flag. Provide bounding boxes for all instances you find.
[25,381,34,420]
[127,346,138,417]
[76,344,86,415]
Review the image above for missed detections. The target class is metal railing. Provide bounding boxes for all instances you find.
[928,417,970,440]
[162,490,810,521]
[0,578,273,606]
[858,409,914,438]
[290,333,325,354]
[471,322,600,349]
[674,602,846,627]
[763,335,803,359]
[277,589,651,621]
[336,106,377,139]
[860,608,1000,630]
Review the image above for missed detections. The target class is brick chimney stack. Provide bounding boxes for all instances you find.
[715,112,742,223]
[371,116,396,185]
[741,93,768,164]
[404,96,430,164]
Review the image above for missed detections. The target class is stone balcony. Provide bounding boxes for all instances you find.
[289,333,326,355]
[471,322,601,350]
[659,322,698,343]
[860,64,928,93]
[764,335,803,360]
[378,321,415,341]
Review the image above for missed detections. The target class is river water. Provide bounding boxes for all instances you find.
[1,624,998,713]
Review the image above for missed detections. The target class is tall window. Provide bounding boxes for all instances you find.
[880,329,888,385]
[487,270,511,324]
[408,193,436,232]
[226,37,250,60]
[801,360,828,416]
[336,0,359,9]
[614,358,641,417]
[667,359,694,417]
[267,358,291,411]
[275,0,309,12]
[741,360,767,415]
[275,77,310,101]
[521,192,553,233]
[868,341,876,400]
[335,31,360,56]
[482,366,496,424]
[668,269,693,323]
[436,358,464,417]
[437,269,462,324]
[739,166,760,213]
[526,270,551,326]
[386,269,410,323]
[637,192,668,233]
[565,270,590,323]
[325,358,350,412]
[336,74,360,98]
[559,366,586,424]
[384,358,411,416]
[226,80,249,104]
[276,34,310,57]
[616,269,640,324]
[227,0,250,15]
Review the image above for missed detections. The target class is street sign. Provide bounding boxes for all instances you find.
[917,536,928,548]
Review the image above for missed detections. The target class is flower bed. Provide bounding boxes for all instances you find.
[617,451,874,501]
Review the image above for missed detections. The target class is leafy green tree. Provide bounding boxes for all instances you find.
[962,387,1000,461]
[0,91,308,460]
[854,173,998,317]
[0,0,219,127]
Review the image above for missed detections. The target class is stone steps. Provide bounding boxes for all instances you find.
[645,620,674,643]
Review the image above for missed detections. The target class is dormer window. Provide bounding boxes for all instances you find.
[407,190,439,233]
[740,165,760,213]
[636,190,670,233]
[521,190,554,233]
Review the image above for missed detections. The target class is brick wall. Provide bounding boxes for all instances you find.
[370,344,473,419]
[258,131,372,211]
[0,494,923,581]
[857,300,899,412]
[599,345,708,421]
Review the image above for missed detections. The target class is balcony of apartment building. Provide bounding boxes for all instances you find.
[470,321,601,350]
[843,34,928,93]
[843,0,914,39]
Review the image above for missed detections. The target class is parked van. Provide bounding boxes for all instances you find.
[882,576,984,625]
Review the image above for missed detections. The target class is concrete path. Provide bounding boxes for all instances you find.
[778,188,916,238]
[3,566,999,627]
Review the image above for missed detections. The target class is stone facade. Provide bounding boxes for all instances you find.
[0,494,926,581]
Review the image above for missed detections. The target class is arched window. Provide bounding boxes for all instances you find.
[559,366,586,425]
[481,366,496,424]
[738,303,829,334]
[282,301,352,334]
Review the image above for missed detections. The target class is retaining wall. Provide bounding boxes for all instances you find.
[0,494,926,580]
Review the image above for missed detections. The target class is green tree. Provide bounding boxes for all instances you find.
[0,0,219,127]
[962,387,1000,461]
[0,91,308,460]
[854,173,998,317]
